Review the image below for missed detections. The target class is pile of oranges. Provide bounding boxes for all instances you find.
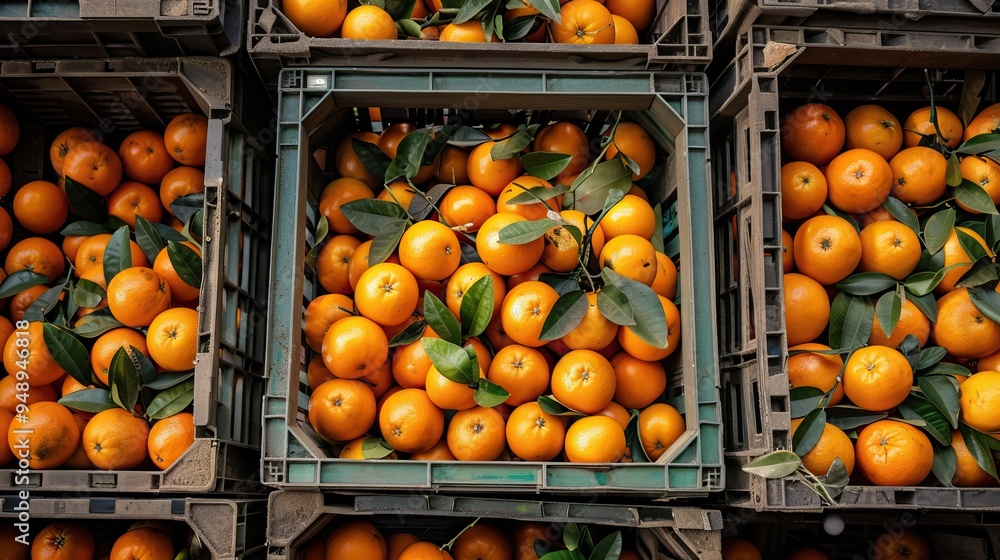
[283,0,652,45]
[722,529,930,560]
[1,520,204,560]
[779,99,1000,488]
[305,117,687,466]
[300,519,644,560]
[0,104,207,473]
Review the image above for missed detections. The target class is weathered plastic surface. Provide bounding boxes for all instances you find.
[266,491,723,559]
[709,25,1000,511]
[0,0,242,58]
[247,0,710,91]
[0,57,273,495]
[262,68,723,497]
[0,497,267,559]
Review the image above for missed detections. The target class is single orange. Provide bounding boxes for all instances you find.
[355,262,419,327]
[783,273,830,347]
[564,415,626,463]
[119,130,176,184]
[934,288,1000,359]
[320,177,376,234]
[147,308,199,372]
[82,407,150,470]
[309,378,376,442]
[147,411,195,470]
[550,0,615,44]
[506,401,565,461]
[322,316,389,378]
[792,215,862,285]
[13,180,68,234]
[342,5,398,39]
[379,388,445,454]
[439,185,496,233]
[780,161,828,220]
[888,146,947,206]
[164,113,208,166]
[62,141,122,196]
[477,212,545,276]
[467,142,522,196]
[500,280,560,348]
[787,343,845,405]
[109,181,164,229]
[605,122,656,180]
[903,106,963,149]
[447,406,507,461]
[825,148,892,214]
[551,349,616,414]
[107,267,171,327]
[781,103,845,166]
[844,105,903,160]
[855,419,933,486]
[639,403,684,460]
[858,220,921,280]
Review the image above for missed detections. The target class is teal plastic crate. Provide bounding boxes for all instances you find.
[262,69,722,497]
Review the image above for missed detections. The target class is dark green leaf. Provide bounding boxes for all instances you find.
[421,338,476,384]
[504,184,570,206]
[968,285,1000,325]
[905,265,965,297]
[917,346,948,371]
[956,179,1000,215]
[988,214,1000,251]
[792,408,827,457]
[529,0,559,21]
[959,423,1000,481]
[460,275,495,339]
[882,197,920,234]
[58,388,118,413]
[920,362,971,378]
[145,379,195,420]
[386,128,433,182]
[0,270,49,299]
[23,285,65,323]
[836,272,898,297]
[101,226,133,284]
[538,551,585,560]
[899,396,952,445]
[589,533,623,560]
[742,450,802,479]
[946,153,963,187]
[924,209,956,255]
[408,183,451,223]
[73,279,105,309]
[570,161,632,215]
[956,134,1000,155]
[388,319,427,347]
[108,346,140,411]
[341,199,409,236]
[369,220,407,266]
[536,395,585,417]
[875,290,902,339]
[474,378,509,408]
[932,443,957,487]
[498,218,556,245]
[42,323,91,386]
[828,293,874,350]
[520,152,572,181]
[60,221,109,237]
[490,130,531,160]
[498,14,537,41]
[455,0,494,23]
[73,308,124,338]
[538,273,580,296]
[602,268,668,348]
[957,228,991,263]
[596,285,635,326]
[918,375,959,429]
[539,290,587,341]
[955,257,1000,288]
[423,291,462,346]
[395,18,421,37]
[170,193,205,226]
[790,386,825,419]
[908,290,938,322]
[896,334,922,374]
[64,176,108,223]
[167,241,202,289]
[353,138,392,183]
[145,370,195,390]
[825,406,887,430]
[134,215,166,264]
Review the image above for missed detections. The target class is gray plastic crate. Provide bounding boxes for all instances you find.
[710,24,1000,511]
[266,491,723,560]
[0,496,266,559]
[0,57,273,494]
[262,68,723,497]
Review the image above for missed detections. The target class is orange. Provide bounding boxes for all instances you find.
[317,234,362,295]
[355,263,419,327]
[399,542,454,560]
[425,364,481,411]
[439,185,496,232]
[824,148,892,214]
[31,523,95,560]
[869,298,930,348]
[610,352,665,409]
[0,409,12,465]
[50,126,98,176]
[541,210,603,272]
[335,131,380,187]
[855,419,933,486]
[452,524,512,560]
[872,530,931,560]
[606,121,656,180]
[506,262,552,292]
[844,105,902,160]
[781,230,795,274]
[618,294,680,361]
[446,262,506,322]
[477,212,545,276]
[937,227,992,294]
[500,280,560,348]
[164,113,208,166]
[903,106,963,149]
[391,333,436,389]
[399,221,462,281]
[440,20,496,41]
[355,360,394,399]
[90,327,151,385]
[146,308,198,372]
[559,292,618,351]
[607,3,648,35]
[950,429,992,487]
[13,180,67,234]
[283,0,347,36]
[600,194,656,240]
[783,273,830,346]
[965,103,1000,140]
[496,176,561,221]
[858,220,921,280]
[842,345,912,411]
[7,401,78,469]
[62,141,122,195]
[550,349,615,414]
[959,370,1000,432]
[75,233,149,279]
[325,522,388,560]
[147,411,194,470]
[408,438,455,461]
[639,402,684,460]
[564,415,626,463]
[378,123,416,158]
[107,267,171,327]
[388,534,421,560]
[0,207,11,252]
[0,376,56,413]
[599,234,657,285]
[792,215,862,285]
[5,237,65,281]
[379,388,445,453]
[790,417,855,476]
[0,103,16,157]
[649,252,677,299]
[436,146,470,184]
[887,146,947,206]
[506,401,565,461]
[467,142,522,196]
[487,344,550,406]
[933,288,1000,359]
[721,538,762,560]
[109,181,164,229]
[4,322,66,386]
[534,121,590,178]
[304,294,355,351]
[83,408,150,469]
[785,548,830,560]
[959,155,1000,210]
[550,0,615,44]
[118,130,176,184]
[781,103,845,166]
[348,240,401,291]
[378,181,417,212]
[9,285,49,324]
[110,527,174,560]
[320,177,376,234]
[158,166,205,215]
[511,524,557,560]
[309,378,376,442]
[780,161,828,220]
[342,5,397,39]
[155,241,202,302]
[447,406,506,461]
[787,343,845,405]
[322,316,389,378]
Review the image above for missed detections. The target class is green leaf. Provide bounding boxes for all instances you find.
[825,406,887,430]
[101,225,133,284]
[875,291,902,339]
[882,197,920,235]
[538,273,579,296]
[388,320,427,347]
[955,179,1000,215]
[61,221,109,237]
[108,346,141,411]
[539,290,587,341]
[569,161,632,215]
[538,551,585,560]
[955,257,1000,288]
[916,346,948,370]
[23,285,65,323]
[968,285,1000,325]
[908,291,938,322]
[589,533,623,560]
[454,0,494,23]
[353,138,392,182]
[145,370,195,390]
[793,408,827,457]
[920,362,971,378]
[827,293,874,350]
[563,523,581,551]
[625,408,649,463]
[924,209,956,255]
[602,268,668,348]
[42,323,92,387]
[536,395,585,417]
[408,183,451,223]
[520,152,572,181]
[957,228,991,263]
[166,241,202,289]
[145,379,195,420]
[171,193,205,226]
[498,218,556,245]
[490,130,531,160]
[896,334,922,374]
[899,396,951,445]
[596,285,635,326]
[0,270,49,299]
[946,153,963,187]
[790,386,825,419]
[959,423,1000,481]
[73,308,125,338]
[423,291,463,346]
[932,443,957,487]
[504,184,570,206]
[741,450,802,479]
[73,279,105,309]
[386,128,433,182]
[64,176,108,223]
[956,134,1000,155]
[474,378,509,408]
[421,338,476,385]
[58,388,118,413]
[360,438,396,460]
[134,215,166,264]
[340,199,409,236]
[988,214,1000,251]
[918,375,959,429]
[529,0,559,21]
[821,457,850,491]
[369,220,406,266]
[496,14,536,41]
[459,275,495,339]
[836,272,898,296]
[905,264,966,297]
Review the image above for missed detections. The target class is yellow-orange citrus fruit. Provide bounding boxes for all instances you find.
[790,417,855,477]
[842,345,912,411]
[855,419,933,486]
[792,215,862,285]
[787,343,845,405]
